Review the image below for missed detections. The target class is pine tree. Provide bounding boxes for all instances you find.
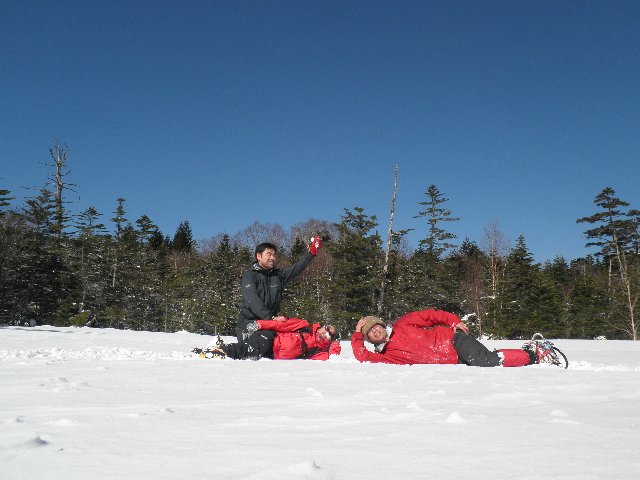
[126,215,165,331]
[281,235,332,324]
[0,186,15,213]
[328,207,382,335]
[451,239,489,335]
[541,257,572,336]
[493,235,538,338]
[577,187,639,340]
[172,221,196,253]
[0,210,27,323]
[103,198,130,327]
[375,229,411,323]
[526,269,565,337]
[18,188,76,324]
[568,257,610,338]
[23,188,57,235]
[400,185,462,317]
[199,234,244,334]
[71,207,109,318]
[414,184,460,257]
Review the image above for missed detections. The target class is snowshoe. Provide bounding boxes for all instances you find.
[191,346,227,359]
[204,335,226,350]
[522,333,568,369]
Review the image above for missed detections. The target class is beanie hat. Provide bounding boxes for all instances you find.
[360,316,386,338]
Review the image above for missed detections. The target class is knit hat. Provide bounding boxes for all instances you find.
[360,316,386,338]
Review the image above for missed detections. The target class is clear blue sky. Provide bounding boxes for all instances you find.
[2,0,639,262]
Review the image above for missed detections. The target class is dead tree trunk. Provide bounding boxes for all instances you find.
[48,140,71,236]
[377,163,398,317]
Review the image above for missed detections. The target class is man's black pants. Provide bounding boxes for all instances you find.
[453,331,501,367]
[226,330,275,360]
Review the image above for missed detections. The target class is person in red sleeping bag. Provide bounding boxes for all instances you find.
[351,308,542,367]
[209,317,341,361]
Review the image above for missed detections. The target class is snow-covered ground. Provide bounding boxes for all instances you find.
[1,326,639,480]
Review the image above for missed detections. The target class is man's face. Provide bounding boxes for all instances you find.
[367,324,388,345]
[256,248,277,270]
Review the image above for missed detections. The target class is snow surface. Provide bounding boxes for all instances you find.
[2,326,639,480]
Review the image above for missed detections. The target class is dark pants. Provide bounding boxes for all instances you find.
[453,331,501,367]
[236,318,255,343]
[225,330,275,360]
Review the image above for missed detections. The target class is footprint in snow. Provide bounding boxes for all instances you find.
[305,387,323,397]
[27,434,54,447]
[239,459,335,480]
[444,411,467,424]
[406,401,425,411]
[39,377,90,392]
[550,410,581,424]
[46,418,77,427]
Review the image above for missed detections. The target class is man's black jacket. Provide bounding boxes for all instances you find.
[236,251,314,339]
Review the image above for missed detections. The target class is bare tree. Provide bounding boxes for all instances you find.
[234,221,288,251]
[459,244,486,335]
[378,163,398,316]
[482,221,509,299]
[46,140,77,236]
[289,218,337,246]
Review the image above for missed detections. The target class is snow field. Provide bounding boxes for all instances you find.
[1,326,639,479]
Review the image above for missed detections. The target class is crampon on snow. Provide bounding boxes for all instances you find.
[523,333,568,369]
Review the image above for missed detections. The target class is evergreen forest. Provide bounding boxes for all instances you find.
[2,144,639,340]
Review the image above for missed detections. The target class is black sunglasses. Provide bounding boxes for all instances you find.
[322,325,336,339]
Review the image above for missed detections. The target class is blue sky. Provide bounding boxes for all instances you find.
[2,0,639,261]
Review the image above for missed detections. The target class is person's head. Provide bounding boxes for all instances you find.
[361,316,388,345]
[255,242,278,270]
[316,324,337,343]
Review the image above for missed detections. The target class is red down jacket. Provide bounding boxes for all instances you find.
[257,318,341,360]
[351,309,461,365]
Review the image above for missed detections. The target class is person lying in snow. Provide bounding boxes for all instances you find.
[200,318,341,361]
[351,308,562,367]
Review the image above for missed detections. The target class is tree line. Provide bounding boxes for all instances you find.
[1,144,638,340]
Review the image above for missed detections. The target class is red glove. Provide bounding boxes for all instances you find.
[309,236,323,255]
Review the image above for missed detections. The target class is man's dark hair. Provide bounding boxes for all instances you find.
[255,242,278,256]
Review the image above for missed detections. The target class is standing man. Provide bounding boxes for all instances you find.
[236,236,323,344]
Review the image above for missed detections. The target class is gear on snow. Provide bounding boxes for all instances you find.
[522,333,569,369]
[192,336,228,359]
